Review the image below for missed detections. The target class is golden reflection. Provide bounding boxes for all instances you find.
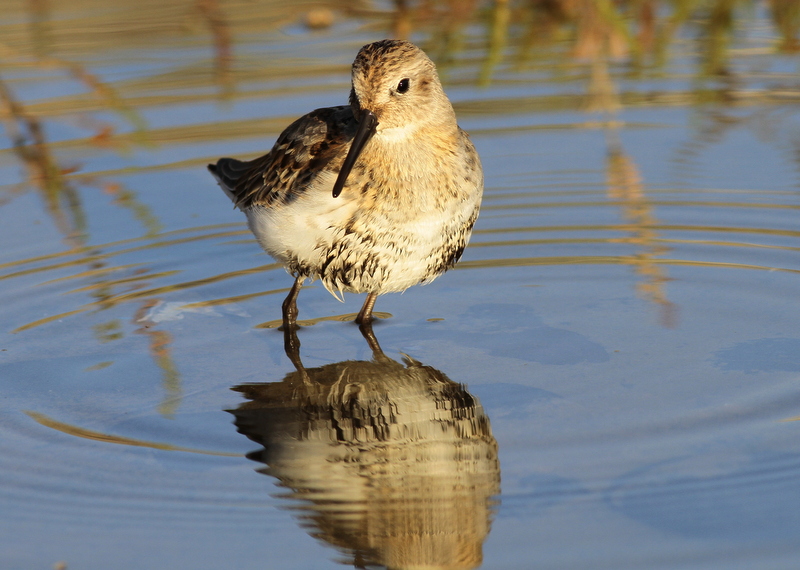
[457,255,800,274]
[3,0,800,342]
[471,16,799,310]
[134,300,182,419]
[0,60,157,359]
[584,42,674,325]
[0,75,86,247]
[606,137,677,327]
[100,181,162,237]
[1,0,797,123]
[93,319,124,343]
[28,0,53,58]
[0,223,243,273]
[770,0,800,52]
[11,263,279,332]
[8,221,798,335]
[568,0,632,61]
[0,23,151,297]
[181,287,294,309]
[479,0,511,86]
[25,410,239,456]
[194,0,233,96]
[2,0,798,195]
[230,325,500,569]
[696,0,739,79]
[255,310,394,329]
[85,360,114,371]
[66,270,180,294]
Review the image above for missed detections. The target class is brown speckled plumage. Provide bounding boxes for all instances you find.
[209,40,483,326]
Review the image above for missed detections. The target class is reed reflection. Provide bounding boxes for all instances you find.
[585,49,677,327]
[230,325,500,569]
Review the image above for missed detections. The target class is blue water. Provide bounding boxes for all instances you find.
[2,3,800,569]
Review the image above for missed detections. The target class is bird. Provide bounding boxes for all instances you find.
[208,39,483,329]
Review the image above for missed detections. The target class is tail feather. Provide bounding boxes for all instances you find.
[208,158,252,203]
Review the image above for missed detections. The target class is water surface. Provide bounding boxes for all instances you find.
[2,1,800,568]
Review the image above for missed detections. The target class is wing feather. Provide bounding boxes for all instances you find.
[208,106,355,209]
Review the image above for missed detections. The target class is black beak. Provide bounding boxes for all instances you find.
[332,110,377,198]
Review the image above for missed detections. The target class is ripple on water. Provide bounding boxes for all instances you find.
[607,451,800,540]
[2,4,800,568]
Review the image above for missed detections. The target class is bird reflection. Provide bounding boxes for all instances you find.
[229,324,500,569]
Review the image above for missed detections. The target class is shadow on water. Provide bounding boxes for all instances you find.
[229,325,501,569]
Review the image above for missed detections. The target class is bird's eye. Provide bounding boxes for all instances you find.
[396,78,410,94]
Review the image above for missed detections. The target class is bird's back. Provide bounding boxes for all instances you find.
[209,105,357,210]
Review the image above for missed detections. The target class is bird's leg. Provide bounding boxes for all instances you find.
[355,292,378,325]
[357,319,386,359]
[281,276,304,330]
[283,322,306,375]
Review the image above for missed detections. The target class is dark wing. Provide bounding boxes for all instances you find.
[208,105,356,209]
[208,156,253,190]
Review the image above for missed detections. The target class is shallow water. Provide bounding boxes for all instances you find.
[2,1,800,568]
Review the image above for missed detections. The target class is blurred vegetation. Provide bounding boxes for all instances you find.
[1,0,795,166]
[2,0,796,227]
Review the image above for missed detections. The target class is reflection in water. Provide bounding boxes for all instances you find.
[0,68,180,414]
[0,71,154,244]
[3,0,800,343]
[585,47,678,326]
[230,326,500,569]
[2,4,800,568]
[134,300,182,418]
[606,137,677,328]
[0,76,86,247]
[24,411,239,457]
[194,0,233,96]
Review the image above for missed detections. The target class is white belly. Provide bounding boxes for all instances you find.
[244,189,477,298]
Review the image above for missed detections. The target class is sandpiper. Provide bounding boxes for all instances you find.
[209,39,483,328]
